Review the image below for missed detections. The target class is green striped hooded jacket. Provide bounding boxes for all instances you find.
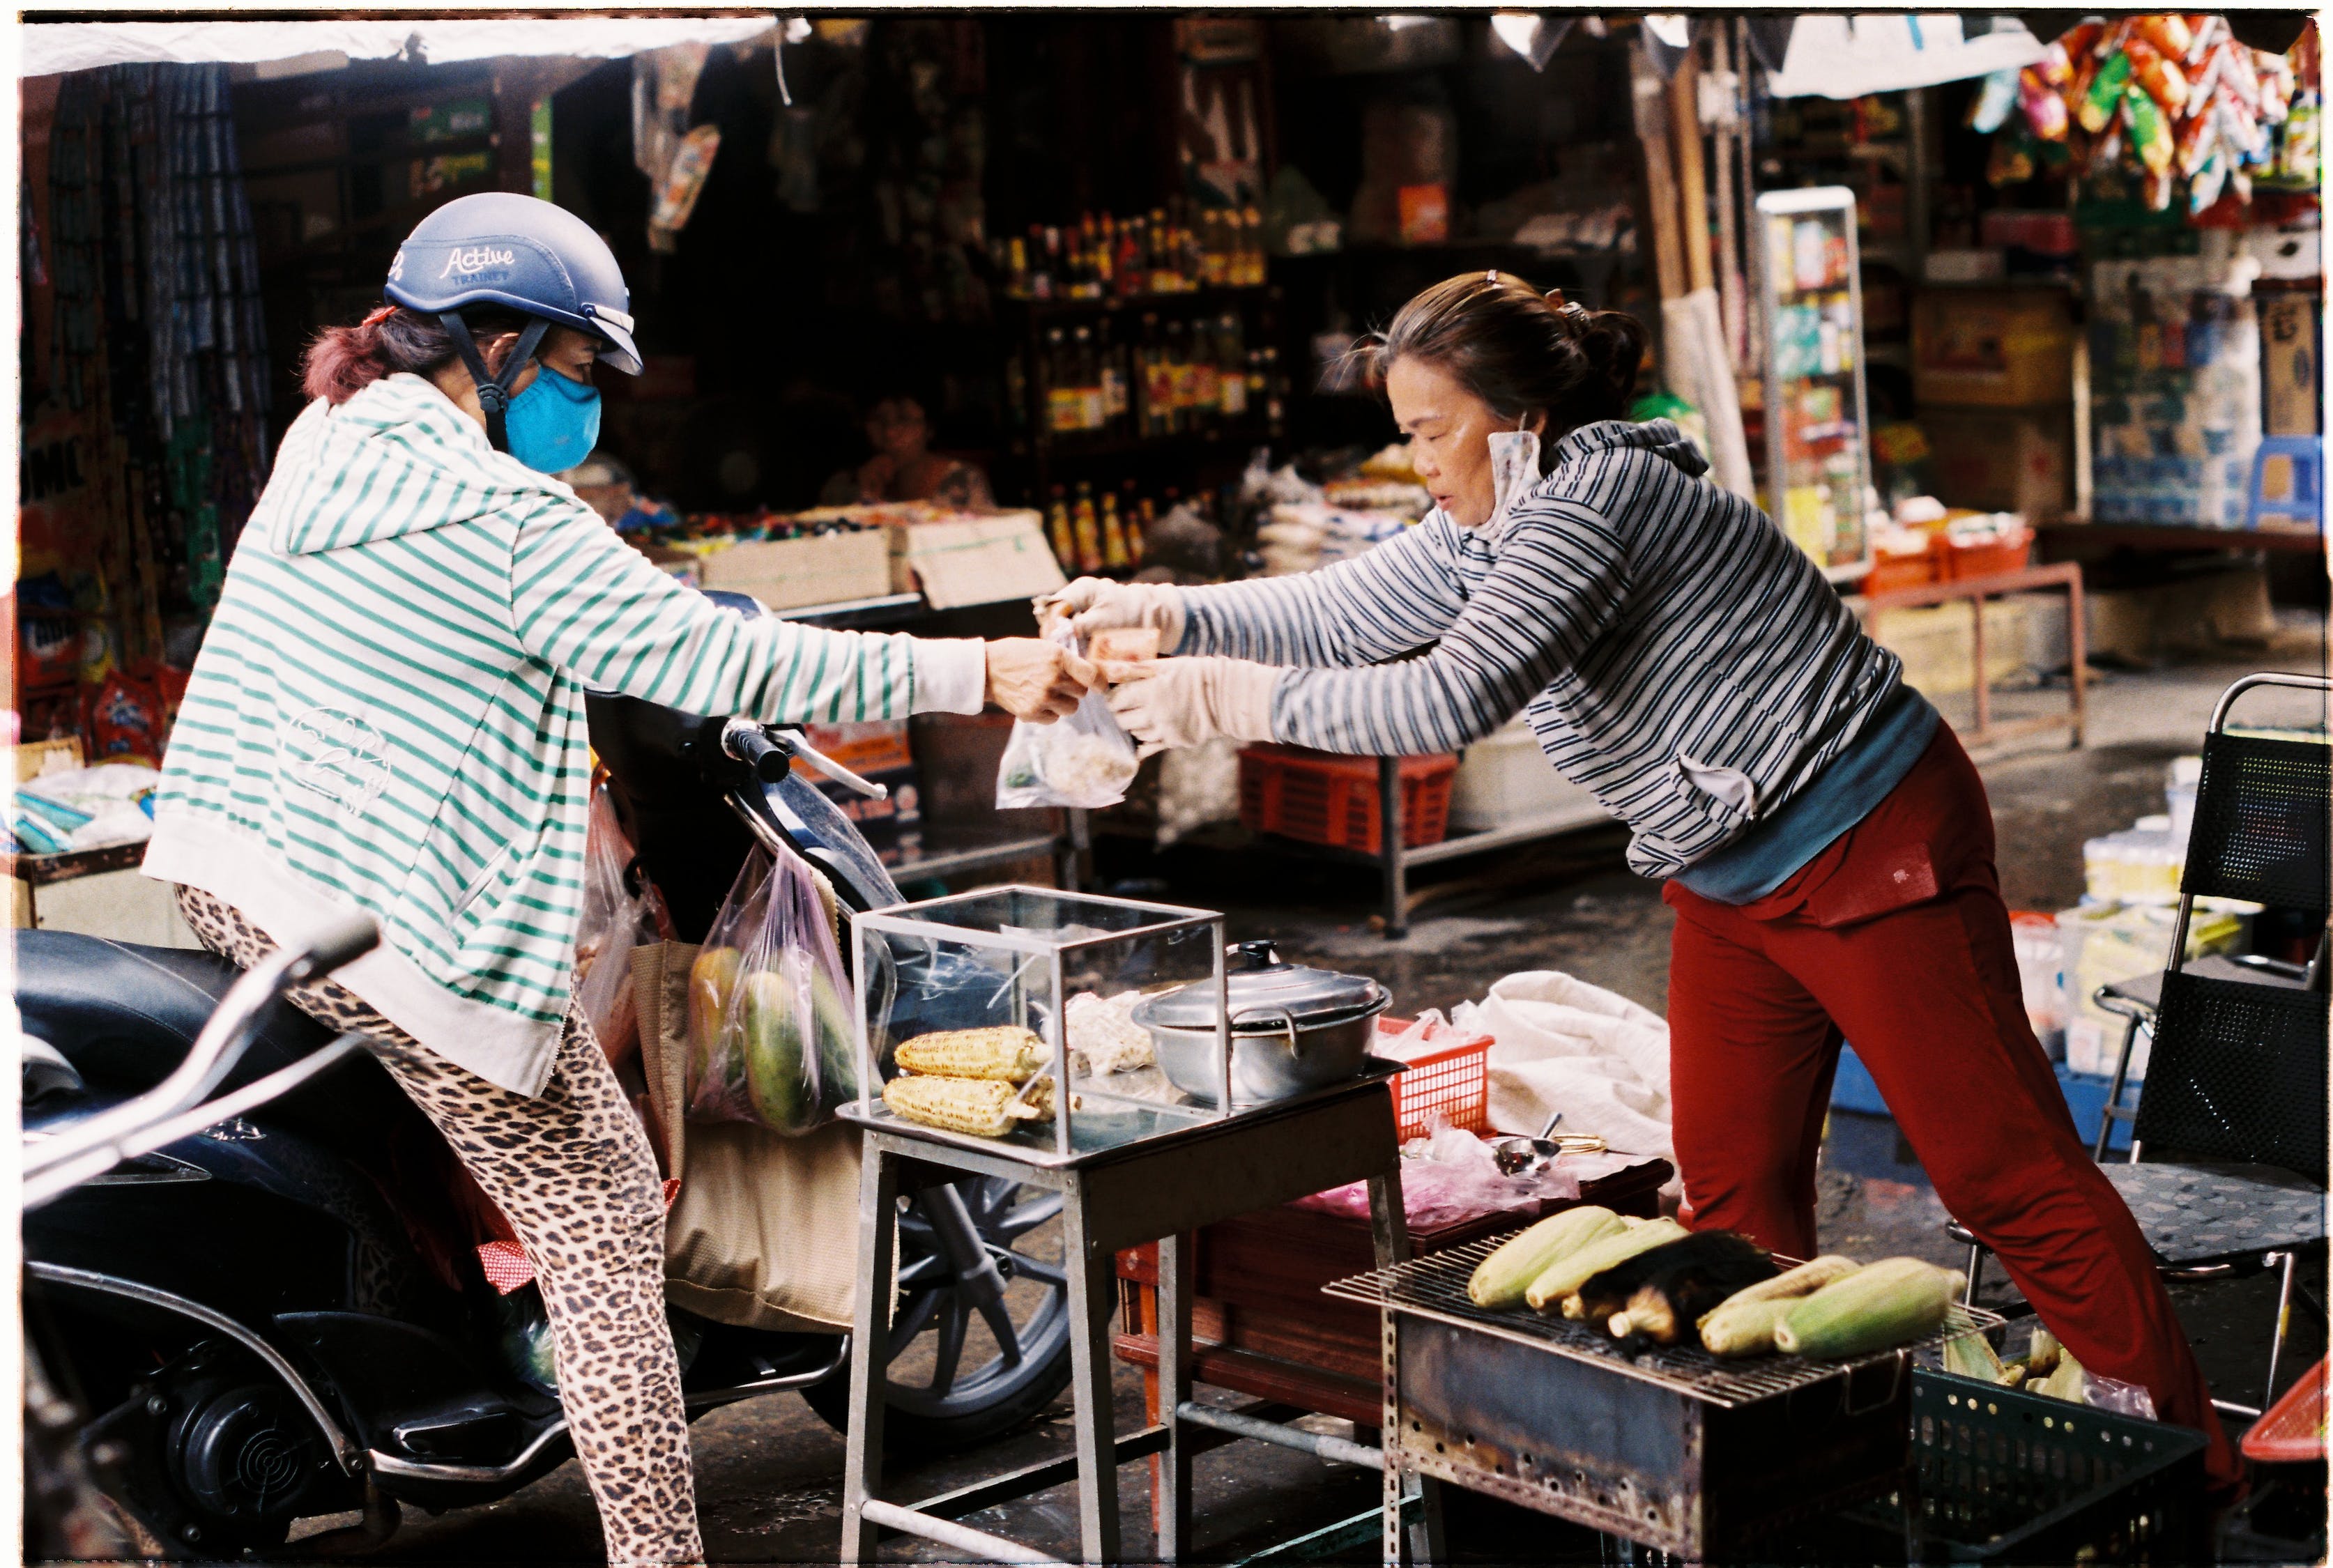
[144,373,986,1094]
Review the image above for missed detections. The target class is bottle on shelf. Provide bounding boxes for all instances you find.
[1217,312,1248,420]
[1098,318,1130,435]
[1043,326,1077,435]
[1121,478,1147,564]
[1071,481,1106,573]
[1099,489,1133,570]
[1190,314,1221,422]
[1071,324,1103,433]
[1047,484,1076,567]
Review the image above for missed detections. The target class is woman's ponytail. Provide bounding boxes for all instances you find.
[299,302,535,407]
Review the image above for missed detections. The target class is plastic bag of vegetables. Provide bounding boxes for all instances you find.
[684,844,859,1135]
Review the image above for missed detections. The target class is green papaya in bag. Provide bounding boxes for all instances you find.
[741,964,816,1131]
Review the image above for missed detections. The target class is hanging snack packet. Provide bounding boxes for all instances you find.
[684,844,859,1135]
[995,619,1138,810]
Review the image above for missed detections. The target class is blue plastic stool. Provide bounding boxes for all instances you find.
[2247,434,2323,532]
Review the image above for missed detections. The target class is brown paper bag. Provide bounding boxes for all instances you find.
[634,940,863,1332]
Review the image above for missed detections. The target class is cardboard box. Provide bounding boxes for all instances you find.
[2259,293,2323,437]
[1912,289,2079,408]
[892,510,1065,610]
[694,529,892,612]
[1920,407,2073,522]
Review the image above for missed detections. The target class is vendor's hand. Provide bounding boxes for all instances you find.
[1038,578,1186,652]
[1105,656,1280,756]
[985,638,1097,723]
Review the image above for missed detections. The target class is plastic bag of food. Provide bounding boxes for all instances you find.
[995,621,1138,810]
[684,844,859,1134]
[575,787,668,1068]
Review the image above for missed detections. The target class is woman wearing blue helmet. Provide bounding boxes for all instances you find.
[143,194,1091,1562]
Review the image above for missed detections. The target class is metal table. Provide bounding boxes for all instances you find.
[837,1070,1444,1566]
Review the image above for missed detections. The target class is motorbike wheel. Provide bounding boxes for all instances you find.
[803,1176,1073,1452]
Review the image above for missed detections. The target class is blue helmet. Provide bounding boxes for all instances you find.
[385,193,641,374]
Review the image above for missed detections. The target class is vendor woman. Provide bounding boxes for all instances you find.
[1057,270,2235,1488]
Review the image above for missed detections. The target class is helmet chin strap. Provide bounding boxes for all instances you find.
[441,314,550,453]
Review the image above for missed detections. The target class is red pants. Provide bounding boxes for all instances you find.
[1663,723,2235,1488]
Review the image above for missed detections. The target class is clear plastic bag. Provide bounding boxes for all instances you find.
[995,622,1138,810]
[684,844,859,1135]
[1292,1124,1579,1231]
[576,787,668,1068]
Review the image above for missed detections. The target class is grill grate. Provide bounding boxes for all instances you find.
[1326,1234,2004,1410]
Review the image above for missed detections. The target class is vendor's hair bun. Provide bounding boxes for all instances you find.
[1350,273,1647,443]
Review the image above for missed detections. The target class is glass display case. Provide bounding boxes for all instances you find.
[849,886,1230,1165]
[1754,186,1875,581]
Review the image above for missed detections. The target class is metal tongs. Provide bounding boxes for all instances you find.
[1490,1111,1607,1176]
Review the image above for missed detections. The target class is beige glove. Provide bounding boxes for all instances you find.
[1042,577,1186,653]
[1104,656,1280,756]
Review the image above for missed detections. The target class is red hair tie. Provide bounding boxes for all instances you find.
[360,305,396,329]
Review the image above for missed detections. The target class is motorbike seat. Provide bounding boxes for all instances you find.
[14,929,407,1129]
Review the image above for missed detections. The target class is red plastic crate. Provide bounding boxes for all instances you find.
[2242,1357,2327,1464]
[1238,744,1455,854]
[1945,528,2034,580]
[1375,1015,1491,1139]
[1863,541,1941,594]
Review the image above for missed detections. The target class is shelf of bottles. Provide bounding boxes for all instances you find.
[1753,187,1876,583]
[995,202,1292,468]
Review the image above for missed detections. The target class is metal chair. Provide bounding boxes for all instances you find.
[1952,672,2331,1419]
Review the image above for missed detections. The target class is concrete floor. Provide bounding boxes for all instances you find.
[364,660,2329,1564]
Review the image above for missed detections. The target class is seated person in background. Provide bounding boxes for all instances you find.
[820,393,994,510]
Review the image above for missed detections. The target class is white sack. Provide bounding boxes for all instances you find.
[1452,971,1673,1161]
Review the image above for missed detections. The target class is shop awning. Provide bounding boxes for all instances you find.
[20,16,780,79]
[1763,14,2047,99]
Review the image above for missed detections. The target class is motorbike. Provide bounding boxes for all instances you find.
[20,594,1073,1556]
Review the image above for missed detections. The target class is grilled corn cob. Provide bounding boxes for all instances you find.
[1773,1258,1955,1360]
[1468,1207,1626,1309]
[1709,1255,1862,1310]
[884,1073,1055,1137]
[1699,1297,1798,1358]
[894,1027,1047,1082]
[1524,1217,1688,1313]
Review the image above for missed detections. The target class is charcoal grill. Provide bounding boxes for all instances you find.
[1328,1235,2005,1560]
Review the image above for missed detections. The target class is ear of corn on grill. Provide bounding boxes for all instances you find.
[883,1073,1055,1137]
[894,1027,1047,1082]
[1773,1257,1956,1360]
[1467,1206,1626,1309]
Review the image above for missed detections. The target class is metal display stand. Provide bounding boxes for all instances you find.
[836,886,1443,1564]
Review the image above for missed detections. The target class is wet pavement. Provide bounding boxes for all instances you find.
[365,661,2325,1563]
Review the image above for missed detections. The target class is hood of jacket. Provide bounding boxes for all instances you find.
[270,373,566,556]
[1552,417,1711,480]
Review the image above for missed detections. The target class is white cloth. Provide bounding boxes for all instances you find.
[1452,971,1674,1162]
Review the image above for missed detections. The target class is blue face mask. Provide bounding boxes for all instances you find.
[503,364,602,473]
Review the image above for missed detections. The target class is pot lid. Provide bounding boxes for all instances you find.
[1135,941,1386,1031]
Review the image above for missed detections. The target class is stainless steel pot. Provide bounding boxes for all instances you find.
[1133,940,1391,1107]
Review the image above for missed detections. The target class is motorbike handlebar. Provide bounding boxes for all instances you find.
[721,720,792,784]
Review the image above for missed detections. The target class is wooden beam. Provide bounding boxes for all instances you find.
[1667,46,1713,295]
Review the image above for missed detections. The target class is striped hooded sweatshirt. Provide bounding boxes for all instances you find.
[1177,419,1905,879]
[145,373,987,1095]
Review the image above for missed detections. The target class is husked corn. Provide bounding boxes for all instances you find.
[884,1074,1054,1137]
[895,1027,1047,1082]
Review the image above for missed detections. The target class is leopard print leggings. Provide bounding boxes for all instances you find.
[174,887,703,1567]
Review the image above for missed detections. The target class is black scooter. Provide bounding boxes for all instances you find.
[20,595,1073,1556]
